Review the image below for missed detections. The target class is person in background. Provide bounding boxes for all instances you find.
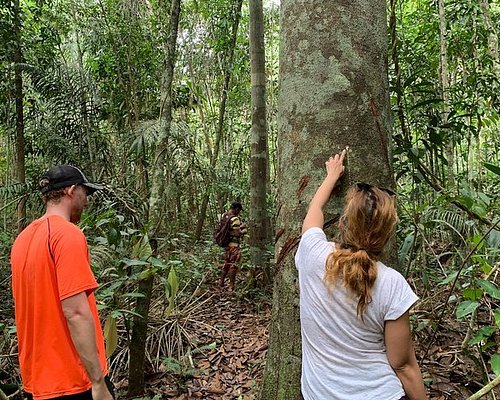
[219,201,247,291]
[10,165,114,400]
[295,149,427,400]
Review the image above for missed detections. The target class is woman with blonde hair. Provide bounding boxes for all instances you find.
[295,149,427,400]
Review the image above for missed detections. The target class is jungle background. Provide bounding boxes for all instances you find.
[0,0,499,399]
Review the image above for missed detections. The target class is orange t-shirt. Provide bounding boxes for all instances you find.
[10,215,108,399]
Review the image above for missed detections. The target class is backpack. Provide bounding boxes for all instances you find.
[213,212,232,247]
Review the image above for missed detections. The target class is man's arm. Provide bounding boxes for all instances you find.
[302,149,346,234]
[385,311,427,400]
[61,292,113,400]
[231,216,247,237]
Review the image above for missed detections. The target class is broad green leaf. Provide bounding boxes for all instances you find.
[132,234,152,259]
[96,218,111,227]
[398,234,414,269]
[456,301,479,319]
[484,163,500,176]
[439,270,458,285]
[478,192,491,206]
[462,288,483,301]
[477,280,500,300]
[468,326,496,345]
[123,259,149,267]
[457,194,474,209]
[495,309,500,328]
[104,315,118,358]
[491,354,500,376]
[138,267,156,281]
[165,267,179,317]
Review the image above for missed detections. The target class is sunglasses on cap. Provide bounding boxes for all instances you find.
[355,182,396,197]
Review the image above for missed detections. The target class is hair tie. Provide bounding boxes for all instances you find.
[341,243,368,253]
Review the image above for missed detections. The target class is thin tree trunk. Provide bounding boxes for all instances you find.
[438,0,454,187]
[479,0,499,77]
[194,0,243,240]
[249,0,270,285]
[127,0,182,396]
[13,0,26,233]
[260,0,393,398]
[72,13,97,178]
[389,0,409,144]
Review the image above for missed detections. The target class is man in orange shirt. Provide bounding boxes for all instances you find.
[10,165,114,400]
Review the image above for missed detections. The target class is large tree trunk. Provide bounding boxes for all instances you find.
[194,0,243,240]
[127,0,182,396]
[13,0,26,233]
[260,1,393,398]
[248,0,270,284]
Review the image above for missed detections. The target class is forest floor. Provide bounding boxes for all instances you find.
[131,273,499,400]
[1,269,499,400]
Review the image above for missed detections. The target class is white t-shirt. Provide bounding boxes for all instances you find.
[295,227,419,400]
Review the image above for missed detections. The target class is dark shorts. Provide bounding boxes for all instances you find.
[24,376,115,400]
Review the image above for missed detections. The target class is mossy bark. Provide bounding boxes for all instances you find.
[249,0,271,284]
[127,0,182,396]
[260,0,393,398]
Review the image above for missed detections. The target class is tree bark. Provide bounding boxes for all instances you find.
[249,0,270,284]
[194,0,244,240]
[260,0,393,398]
[389,0,409,144]
[127,0,182,396]
[479,0,499,77]
[438,0,454,186]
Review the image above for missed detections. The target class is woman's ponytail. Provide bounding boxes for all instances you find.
[324,185,397,319]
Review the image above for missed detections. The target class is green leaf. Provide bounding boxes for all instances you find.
[132,234,152,259]
[162,357,181,373]
[410,98,444,110]
[123,259,149,267]
[165,267,179,317]
[191,341,217,355]
[484,163,500,176]
[439,270,458,285]
[456,301,480,319]
[428,129,443,145]
[457,194,474,209]
[495,309,500,328]
[398,234,414,269]
[104,315,118,358]
[477,280,500,300]
[121,292,146,298]
[491,354,500,376]
[468,326,496,345]
[462,288,483,301]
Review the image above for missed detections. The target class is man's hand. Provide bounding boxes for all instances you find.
[91,379,113,400]
[240,223,248,235]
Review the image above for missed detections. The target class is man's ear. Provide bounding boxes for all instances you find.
[65,185,77,197]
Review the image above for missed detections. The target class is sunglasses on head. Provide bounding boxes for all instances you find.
[355,182,396,197]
